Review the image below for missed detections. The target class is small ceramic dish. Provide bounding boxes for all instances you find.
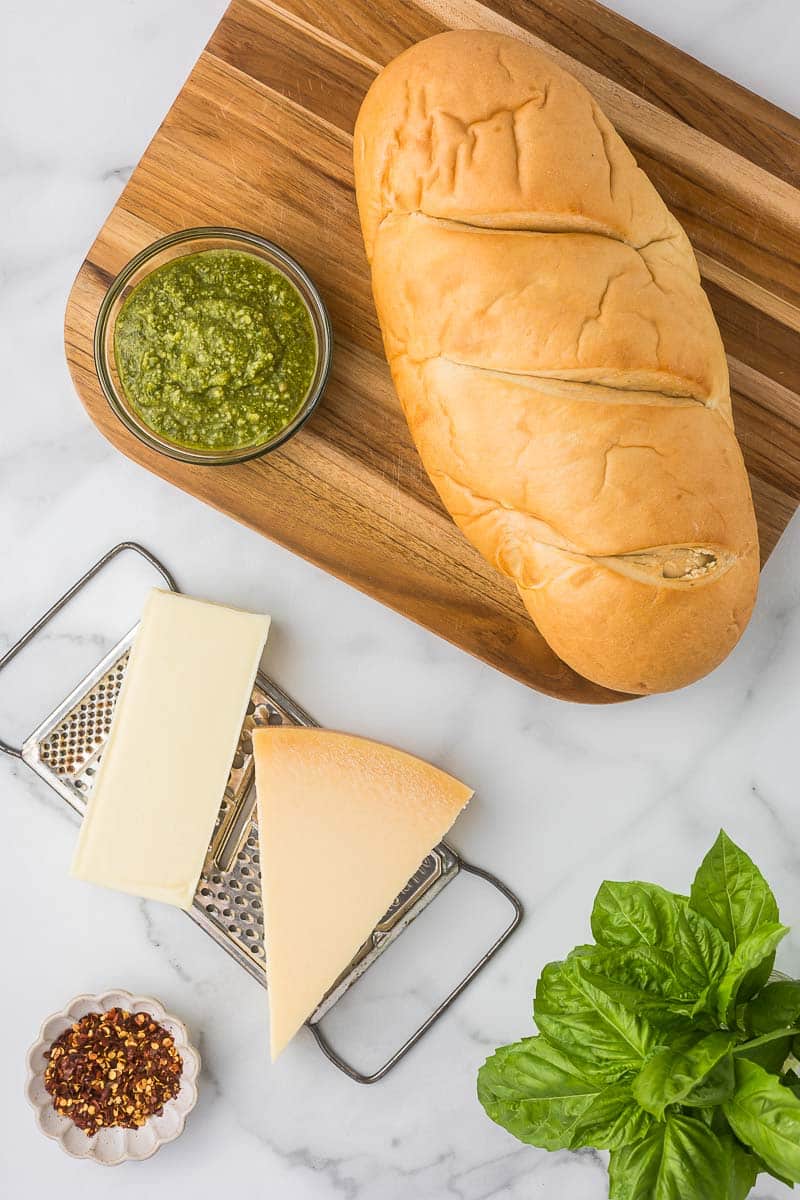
[25,989,200,1165]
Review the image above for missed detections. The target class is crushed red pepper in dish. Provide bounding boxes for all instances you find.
[43,1007,183,1136]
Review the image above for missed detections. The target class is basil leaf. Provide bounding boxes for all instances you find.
[534,958,656,1077]
[589,945,679,993]
[714,924,790,1025]
[684,1054,737,1109]
[735,1026,795,1075]
[723,1058,800,1182]
[477,1037,654,1154]
[735,1026,800,1055]
[592,882,687,951]
[693,1105,730,1132]
[718,1135,760,1200]
[477,1036,606,1150]
[566,943,596,960]
[569,1080,653,1151]
[672,906,731,1001]
[632,1031,737,1118]
[580,913,730,1027]
[574,947,696,1032]
[746,979,800,1035]
[478,830,792,1200]
[690,831,779,953]
[753,1153,794,1189]
[608,1113,730,1200]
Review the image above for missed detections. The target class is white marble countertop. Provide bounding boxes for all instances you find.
[2,2,799,1196]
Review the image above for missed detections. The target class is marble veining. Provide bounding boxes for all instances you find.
[1,1,798,1196]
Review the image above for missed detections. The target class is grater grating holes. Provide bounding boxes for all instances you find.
[192,688,294,968]
[38,651,130,778]
[37,664,428,979]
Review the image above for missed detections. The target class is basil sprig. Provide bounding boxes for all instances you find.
[479,832,800,1198]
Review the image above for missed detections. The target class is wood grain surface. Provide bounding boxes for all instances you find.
[64,0,800,703]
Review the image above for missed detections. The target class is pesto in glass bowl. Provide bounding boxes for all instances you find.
[95,228,332,465]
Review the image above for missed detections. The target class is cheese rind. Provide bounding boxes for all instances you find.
[253,727,472,1059]
[70,588,270,909]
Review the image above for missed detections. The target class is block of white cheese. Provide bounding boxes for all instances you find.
[71,588,270,909]
[252,727,472,1058]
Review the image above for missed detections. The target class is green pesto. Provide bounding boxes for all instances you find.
[114,249,317,451]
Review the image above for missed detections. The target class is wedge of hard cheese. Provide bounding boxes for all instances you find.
[71,589,270,909]
[252,728,472,1058]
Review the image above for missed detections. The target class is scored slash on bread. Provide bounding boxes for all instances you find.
[354,30,759,696]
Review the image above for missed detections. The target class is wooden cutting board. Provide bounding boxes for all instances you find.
[64,0,800,704]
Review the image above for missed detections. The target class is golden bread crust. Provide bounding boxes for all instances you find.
[354,30,758,695]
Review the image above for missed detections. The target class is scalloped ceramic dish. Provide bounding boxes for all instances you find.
[25,989,200,1165]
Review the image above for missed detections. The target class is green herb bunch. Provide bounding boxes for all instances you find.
[479,832,800,1198]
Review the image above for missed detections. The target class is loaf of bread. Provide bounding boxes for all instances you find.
[354,30,759,696]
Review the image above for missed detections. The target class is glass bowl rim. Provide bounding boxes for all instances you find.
[93,226,333,466]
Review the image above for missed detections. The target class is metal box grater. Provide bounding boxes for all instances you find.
[1,543,522,1083]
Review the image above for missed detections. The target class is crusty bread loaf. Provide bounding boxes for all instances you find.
[354,29,759,696]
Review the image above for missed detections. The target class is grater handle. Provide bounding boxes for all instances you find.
[0,542,177,757]
[307,856,523,1084]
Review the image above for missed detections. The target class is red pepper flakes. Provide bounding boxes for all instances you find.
[43,1007,183,1136]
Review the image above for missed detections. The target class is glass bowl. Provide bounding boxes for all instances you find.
[93,227,333,465]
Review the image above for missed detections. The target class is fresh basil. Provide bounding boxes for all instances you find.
[751,1153,794,1190]
[608,1114,731,1200]
[714,924,790,1025]
[719,1135,761,1200]
[534,957,656,1076]
[592,881,687,951]
[581,913,729,1027]
[745,979,800,1034]
[632,1031,736,1118]
[690,831,779,952]
[671,905,731,1002]
[723,1058,800,1182]
[570,947,696,1031]
[733,1025,800,1059]
[683,1054,736,1109]
[479,832,797,1200]
[569,1079,653,1150]
[734,1025,797,1075]
[477,1036,606,1150]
